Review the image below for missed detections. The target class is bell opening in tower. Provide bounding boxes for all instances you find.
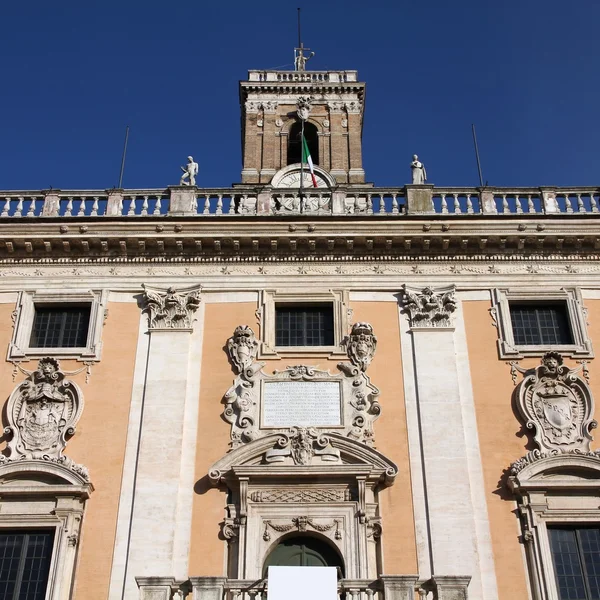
[288,121,319,166]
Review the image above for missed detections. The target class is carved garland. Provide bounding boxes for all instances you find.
[262,517,342,542]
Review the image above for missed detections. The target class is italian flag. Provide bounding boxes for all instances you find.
[302,136,318,187]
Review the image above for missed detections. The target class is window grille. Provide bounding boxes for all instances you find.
[549,527,600,600]
[30,305,91,348]
[509,303,573,346]
[0,530,54,600]
[275,305,334,347]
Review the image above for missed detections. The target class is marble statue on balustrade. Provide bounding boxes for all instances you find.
[180,156,198,186]
[294,47,315,71]
[410,154,427,184]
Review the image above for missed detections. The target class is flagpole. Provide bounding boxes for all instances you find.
[300,118,304,213]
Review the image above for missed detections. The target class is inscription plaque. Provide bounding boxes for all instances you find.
[262,381,342,427]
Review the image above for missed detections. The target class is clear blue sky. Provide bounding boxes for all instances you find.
[1,0,598,190]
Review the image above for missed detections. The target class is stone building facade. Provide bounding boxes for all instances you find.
[0,66,599,600]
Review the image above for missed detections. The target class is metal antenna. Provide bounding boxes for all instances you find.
[118,125,130,189]
[471,123,485,187]
[297,7,302,49]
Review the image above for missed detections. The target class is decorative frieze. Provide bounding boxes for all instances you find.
[142,284,202,330]
[262,516,342,542]
[402,284,457,328]
[1,357,89,480]
[249,488,350,503]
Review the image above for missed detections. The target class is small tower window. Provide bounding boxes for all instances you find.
[287,121,319,166]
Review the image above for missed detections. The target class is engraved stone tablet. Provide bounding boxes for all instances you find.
[262,381,342,427]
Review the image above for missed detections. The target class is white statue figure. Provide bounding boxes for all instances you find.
[180,156,198,186]
[410,154,427,184]
[294,48,315,72]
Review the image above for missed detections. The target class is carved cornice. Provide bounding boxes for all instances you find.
[402,285,457,328]
[142,284,202,330]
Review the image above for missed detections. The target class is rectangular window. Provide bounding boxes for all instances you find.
[275,304,334,347]
[549,527,600,600]
[0,530,54,600]
[509,303,573,346]
[29,305,91,348]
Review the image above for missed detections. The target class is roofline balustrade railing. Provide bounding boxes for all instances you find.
[0,186,598,219]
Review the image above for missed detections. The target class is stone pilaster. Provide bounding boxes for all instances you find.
[106,189,125,216]
[42,190,61,216]
[400,285,495,600]
[432,576,471,600]
[125,285,204,598]
[136,577,176,600]
[169,186,197,215]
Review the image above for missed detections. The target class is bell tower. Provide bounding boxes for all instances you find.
[239,66,366,186]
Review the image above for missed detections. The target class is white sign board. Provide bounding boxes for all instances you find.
[262,381,342,427]
[268,566,338,600]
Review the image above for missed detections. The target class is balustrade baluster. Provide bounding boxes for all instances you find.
[365,589,375,600]
[391,193,399,214]
[76,197,86,217]
[141,195,149,216]
[153,196,162,216]
[1,198,9,217]
[225,196,233,215]
[127,196,136,216]
[26,197,35,217]
[91,197,99,216]
[440,194,448,214]
[565,195,574,213]
[453,193,461,214]
[14,197,24,217]
[118,197,124,215]
[64,197,73,216]
[191,195,198,213]
[467,193,475,214]
[592,195,599,213]
[577,193,585,213]
[515,195,523,214]
[203,195,210,215]
[527,194,535,213]
[501,194,509,213]
[216,195,223,215]
[367,193,373,214]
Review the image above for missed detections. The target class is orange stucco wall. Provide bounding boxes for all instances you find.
[464,298,600,600]
[0,301,140,600]
[189,300,417,577]
[350,301,417,575]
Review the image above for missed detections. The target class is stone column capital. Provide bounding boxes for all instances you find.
[142,284,202,332]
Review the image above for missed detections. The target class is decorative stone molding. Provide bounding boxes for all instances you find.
[491,287,592,359]
[223,323,381,450]
[431,576,471,600]
[380,576,419,600]
[227,325,259,373]
[1,357,89,480]
[256,288,349,358]
[402,285,457,328]
[8,289,108,362]
[142,284,202,330]
[262,516,342,541]
[512,352,596,455]
[249,488,350,503]
[343,322,377,371]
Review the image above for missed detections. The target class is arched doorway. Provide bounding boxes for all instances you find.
[287,121,319,166]
[263,535,344,577]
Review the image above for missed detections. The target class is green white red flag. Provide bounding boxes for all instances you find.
[302,136,318,188]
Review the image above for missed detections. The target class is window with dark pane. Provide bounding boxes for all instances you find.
[0,530,54,600]
[29,305,91,348]
[549,527,600,600]
[509,303,573,345]
[275,304,334,347]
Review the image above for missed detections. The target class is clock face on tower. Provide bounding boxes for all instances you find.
[275,169,329,189]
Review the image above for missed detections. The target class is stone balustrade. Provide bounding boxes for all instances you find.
[136,575,473,600]
[0,186,598,219]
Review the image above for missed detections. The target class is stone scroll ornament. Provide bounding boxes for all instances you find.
[142,284,201,330]
[510,352,600,474]
[223,322,381,458]
[402,285,457,328]
[0,357,89,480]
